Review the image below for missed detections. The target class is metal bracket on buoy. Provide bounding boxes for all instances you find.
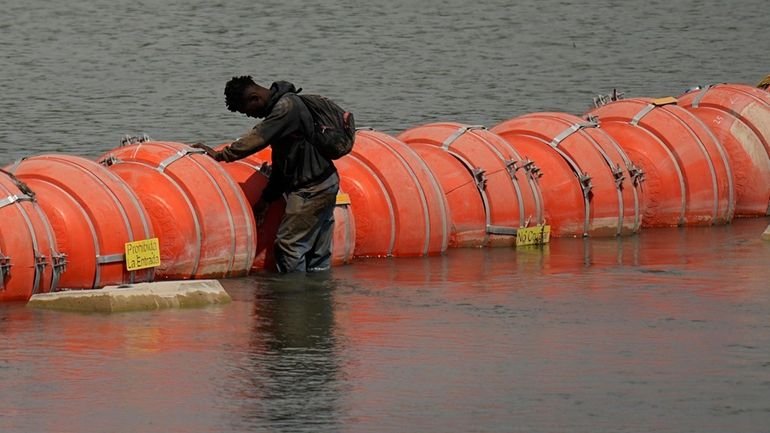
[578,172,593,198]
[628,164,645,186]
[520,159,542,179]
[0,252,10,290]
[100,156,122,167]
[31,253,48,295]
[472,167,487,191]
[505,159,518,180]
[120,134,152,146]
[50,253,67,292]
[592,89,625,108]
[612,164,626,188]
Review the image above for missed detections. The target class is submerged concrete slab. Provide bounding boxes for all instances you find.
[763,224,770,241]
[26,280,231,313]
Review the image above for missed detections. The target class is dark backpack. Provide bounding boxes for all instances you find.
[298,94,356,160]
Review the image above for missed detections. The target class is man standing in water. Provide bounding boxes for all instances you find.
[194,76,339,274]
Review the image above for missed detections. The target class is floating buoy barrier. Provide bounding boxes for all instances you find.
[99,141,256,279]
[216,152,355,270]
[399,123,544,247]
[492,112,642,237]
[337,129,449,257]
[678,83,770,216]
[4,78,770,303]
[588,97,734,227]
[7,155,154,289]
[0,170,62,302]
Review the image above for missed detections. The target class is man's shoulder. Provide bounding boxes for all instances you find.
[275,93,302,111]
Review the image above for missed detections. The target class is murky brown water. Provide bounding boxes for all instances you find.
[2,218,769,432]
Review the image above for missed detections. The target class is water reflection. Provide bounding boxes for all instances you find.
[226,273,345,432]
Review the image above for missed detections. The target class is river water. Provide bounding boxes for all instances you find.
[2,0,770,432]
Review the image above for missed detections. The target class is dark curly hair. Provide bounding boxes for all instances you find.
[224,75,257,112]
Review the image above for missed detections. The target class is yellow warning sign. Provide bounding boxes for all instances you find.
[336,193,351,205]
[516,225,551,247]
[125,238,161,271]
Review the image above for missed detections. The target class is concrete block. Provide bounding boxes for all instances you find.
[763,224,770,241]
[26,280,231,313]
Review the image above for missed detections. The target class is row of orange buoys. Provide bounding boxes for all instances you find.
[1,82,770,301]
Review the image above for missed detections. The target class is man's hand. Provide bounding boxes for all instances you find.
[190,142,220,160]
[253,198,269,226]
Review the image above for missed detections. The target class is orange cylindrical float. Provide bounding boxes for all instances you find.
[492,112,642,237]
[98,141,256,279]
[587,97,734,227]
[399,123,545,247]
[337,129,450,257]
[678,83,770,216]
[0,170,62,302]
[8,155,154,289]
[217,153,356,270]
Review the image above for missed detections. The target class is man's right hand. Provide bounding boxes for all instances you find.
[190,143,220,160]
[253,198,269,226]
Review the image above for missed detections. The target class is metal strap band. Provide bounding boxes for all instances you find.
[96,253,125,264]
[630,104,656,126]
[692,85,713,108]
[0,193,33,210]
[549,119,599,147]
[157,148,206,172]
[486,225,518,236]
[442,125,485,150]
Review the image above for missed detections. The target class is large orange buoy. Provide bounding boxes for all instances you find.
[217,152,356,270]
[0,170,62,302]
[98,141,256,279]
[8,155,154,289]
[337,129,449,257]
[492,112,642,237]
[588,97,734,227]
[398,123,544,247]
[678,83,770,216]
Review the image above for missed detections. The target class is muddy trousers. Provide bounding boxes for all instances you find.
[274,173,339,273]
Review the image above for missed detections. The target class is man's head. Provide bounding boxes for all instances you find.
[224,75,271,118]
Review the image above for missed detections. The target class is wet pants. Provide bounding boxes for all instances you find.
[274,173,339,273]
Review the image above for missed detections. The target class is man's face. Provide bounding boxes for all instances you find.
[239,86,268,118]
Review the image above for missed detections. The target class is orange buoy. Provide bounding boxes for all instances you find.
[492,112,642,237]
[399,123,544,247]
[8,155,154,289]
[678,83,770,216]
[0,170,63,302]
[588,97,734,227]
[217,153,355,270]
[98,141,256,279]
[337,129,449,257]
